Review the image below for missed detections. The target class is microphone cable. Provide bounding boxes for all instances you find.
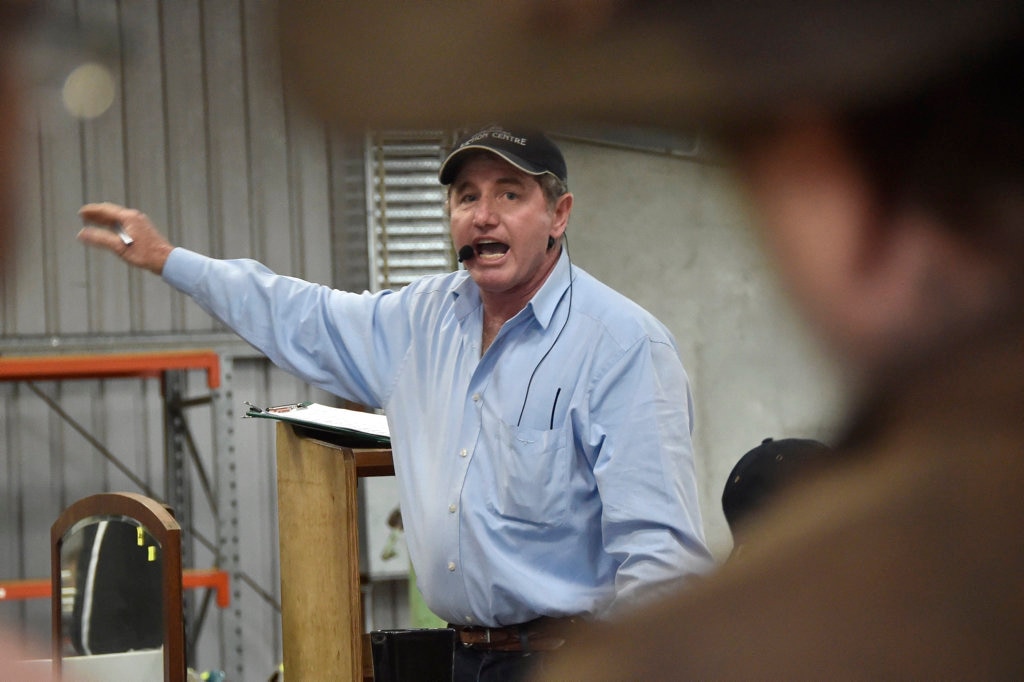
[517,234,573,426]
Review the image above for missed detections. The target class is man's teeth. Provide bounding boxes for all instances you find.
[477,242,509,258]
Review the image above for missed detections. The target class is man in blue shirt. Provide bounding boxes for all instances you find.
[78,125,713,680]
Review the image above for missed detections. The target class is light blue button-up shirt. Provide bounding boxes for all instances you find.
[164,247,712,626]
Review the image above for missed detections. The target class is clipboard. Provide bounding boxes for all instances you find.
[244,401,391,448]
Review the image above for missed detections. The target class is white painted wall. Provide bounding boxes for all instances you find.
[560,140,847,558]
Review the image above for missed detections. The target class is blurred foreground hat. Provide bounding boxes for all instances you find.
[276,1,1022,131]
[722,437,833,530]
[438,126,567,185]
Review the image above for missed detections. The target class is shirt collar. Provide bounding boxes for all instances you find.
[527,248,572,330]
[452,271,480,321]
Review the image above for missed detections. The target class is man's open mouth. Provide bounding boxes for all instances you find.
[476,241,509,259]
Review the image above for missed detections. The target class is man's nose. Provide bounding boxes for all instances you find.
[472,197,498,226]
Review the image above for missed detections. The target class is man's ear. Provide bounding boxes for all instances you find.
[551,192,573,239]
[872,206,1003,342]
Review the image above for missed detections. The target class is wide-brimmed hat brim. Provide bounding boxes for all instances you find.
[277,1,1021,131]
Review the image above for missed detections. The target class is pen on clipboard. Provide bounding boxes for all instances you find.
[266,401,312,414]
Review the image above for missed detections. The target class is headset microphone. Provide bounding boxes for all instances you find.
[458,245,475,263]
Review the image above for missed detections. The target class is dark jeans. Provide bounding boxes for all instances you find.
[453,645,550,682]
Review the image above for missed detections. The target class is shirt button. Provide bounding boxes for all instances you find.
[448,504,456,513]
[459,448,468,457]
[472,393,481,402]
[448,561,456,571]
[465,616,473,623]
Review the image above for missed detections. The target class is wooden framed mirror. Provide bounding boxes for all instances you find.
[50,492,184,681]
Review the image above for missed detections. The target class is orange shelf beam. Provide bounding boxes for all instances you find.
[0,578,50,602]
[183,568,232,608]
[0,350,221,388]
[0,568,230,608]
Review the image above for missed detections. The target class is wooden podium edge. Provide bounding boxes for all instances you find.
[275,422,394,681]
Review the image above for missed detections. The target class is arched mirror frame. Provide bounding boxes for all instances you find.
[50,492,185,681]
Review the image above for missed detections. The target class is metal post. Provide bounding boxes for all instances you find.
[163,369,196,668]
[211,355,245,679]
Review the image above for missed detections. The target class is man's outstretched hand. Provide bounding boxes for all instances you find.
[77,202,175,275]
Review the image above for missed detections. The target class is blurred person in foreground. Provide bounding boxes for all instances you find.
[269,1,1024,678]
[0,0,63,676]
[0,0,28,270]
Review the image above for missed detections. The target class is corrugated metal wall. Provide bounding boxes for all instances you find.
[1,1,368,677]
[3,0,338,337]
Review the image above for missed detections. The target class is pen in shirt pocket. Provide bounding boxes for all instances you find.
[550,387,561,429]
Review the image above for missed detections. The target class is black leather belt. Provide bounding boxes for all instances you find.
[449,617,580,652]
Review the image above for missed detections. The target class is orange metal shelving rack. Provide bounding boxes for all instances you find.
[0,349,236,665]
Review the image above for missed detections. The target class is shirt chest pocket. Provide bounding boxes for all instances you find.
[487,420,570,526]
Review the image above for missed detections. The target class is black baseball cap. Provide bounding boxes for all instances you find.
[722,437,833,530]
[438,126,567,186]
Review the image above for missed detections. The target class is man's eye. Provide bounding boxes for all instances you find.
[503,192,519,200]
[458,194,477,204]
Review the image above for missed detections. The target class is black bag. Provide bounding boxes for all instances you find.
[370,628,456,682]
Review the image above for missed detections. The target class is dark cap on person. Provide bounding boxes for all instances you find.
[438,126,567,186]
[722,437,832,530]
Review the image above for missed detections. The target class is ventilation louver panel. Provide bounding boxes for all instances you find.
[367,131,457,291]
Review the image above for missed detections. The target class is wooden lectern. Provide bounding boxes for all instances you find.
[275,422,395,681]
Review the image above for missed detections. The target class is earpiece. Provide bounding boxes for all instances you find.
[547,236,555,250]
